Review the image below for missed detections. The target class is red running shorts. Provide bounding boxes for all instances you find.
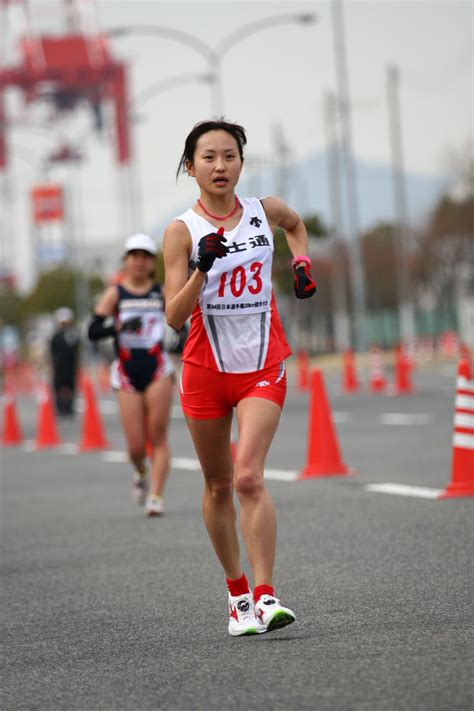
[180,361,287,420]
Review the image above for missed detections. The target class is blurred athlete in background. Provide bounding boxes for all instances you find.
[88,234,174,517]
[163,119,316,635]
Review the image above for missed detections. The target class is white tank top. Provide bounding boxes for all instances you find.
[176,197,278,373]
[115,283,165,350]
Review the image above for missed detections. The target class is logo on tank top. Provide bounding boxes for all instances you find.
[250,216,262,228]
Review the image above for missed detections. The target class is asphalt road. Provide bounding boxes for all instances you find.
[1,361,472,710]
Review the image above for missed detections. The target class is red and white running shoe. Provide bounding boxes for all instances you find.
[255,594,296,632]
[228,593,264,636]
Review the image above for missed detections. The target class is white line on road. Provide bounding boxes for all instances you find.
[332,412,350,423]
[171,457,201,471]
[365,483,442,499]
[379,413,432,425]
[58,443,79,455]
[264,468,298,481]
[102,451,128,462]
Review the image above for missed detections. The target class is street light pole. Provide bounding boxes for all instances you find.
[331,0,368,351]
[386,63,416,345]
[324,90,350,351]
[126,72,215,230]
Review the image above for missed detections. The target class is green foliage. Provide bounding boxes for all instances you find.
[361,222,398,310]
[427,194,474,242]
[272,213,328,293]
[5,267,105,330]
[0,285,23,327]
[20,268,78,318]
[303,214,328,238]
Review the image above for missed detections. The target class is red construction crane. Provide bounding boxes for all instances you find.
[0,0,130,170]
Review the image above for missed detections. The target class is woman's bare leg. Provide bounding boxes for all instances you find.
[234,397,282,587]
[186,413,242,580]
[144,375,173,496]
[117,390,147,473]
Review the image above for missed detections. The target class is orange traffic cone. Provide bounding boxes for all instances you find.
[296,351,310,391]
[79,377,109,451]
[35,385,61,448]
[299,369,351,479]
[459,342,472,369]
[394,345,414,394]
[1,390,23,446]
[342,349,358,393]
[369,345,386,393]
[439,359,474,499]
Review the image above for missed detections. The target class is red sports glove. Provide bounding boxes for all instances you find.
[197,227,228,273]
[293,263,317,299]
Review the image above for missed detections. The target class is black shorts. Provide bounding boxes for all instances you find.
[111,350,174,393]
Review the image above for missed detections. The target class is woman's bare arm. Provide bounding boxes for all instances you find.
[93,285,119,317]
[163,220,207,330]
[261,196,309,266]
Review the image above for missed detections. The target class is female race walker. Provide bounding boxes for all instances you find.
[88,233,174,517]
[163,119,316,635]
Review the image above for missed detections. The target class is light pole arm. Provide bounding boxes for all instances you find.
[214,13,317,60]
[106,25,215,64]
[130,73,214,108]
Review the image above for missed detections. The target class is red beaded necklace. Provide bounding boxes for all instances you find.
[197,196,240,221]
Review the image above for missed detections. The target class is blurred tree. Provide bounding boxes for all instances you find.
[0,285,23,327]
[413,188,474,310]
[272,213,328,293]
[19,267,104,324]
[360,222,398,310]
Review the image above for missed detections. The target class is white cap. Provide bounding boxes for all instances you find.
[55,307,74,323]
[123,233,157,256]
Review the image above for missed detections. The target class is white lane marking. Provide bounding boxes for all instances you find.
[102,451,128,462]
[265,469,298,481]
[10,446,448,497]
[379,413,432,425]
[332,412,350,423]
[365,483,442,499]
[22,440,37,452]
[58,443,79,455]
[171,457,201,471]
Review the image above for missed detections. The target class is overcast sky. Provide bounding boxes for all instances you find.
[1,0,472,290]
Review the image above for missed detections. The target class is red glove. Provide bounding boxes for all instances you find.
[293,263,317,299]
[197,227,228,273]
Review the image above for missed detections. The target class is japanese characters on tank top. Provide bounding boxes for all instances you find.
[175,197,291,373]
[115,283,165,352]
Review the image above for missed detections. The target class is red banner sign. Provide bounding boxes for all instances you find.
[31,184,64,223]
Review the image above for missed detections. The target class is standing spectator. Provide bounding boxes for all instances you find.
[50,307,80,417]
